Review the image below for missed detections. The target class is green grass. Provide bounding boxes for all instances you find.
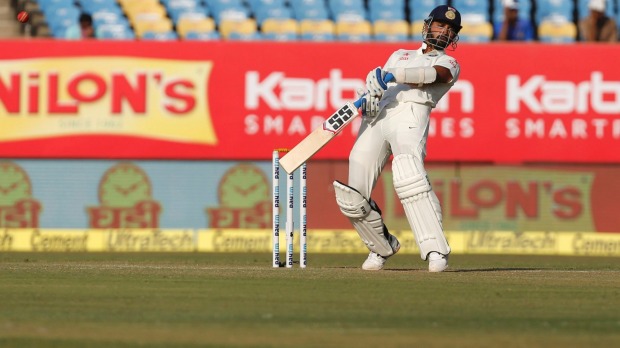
[1,253,619,348]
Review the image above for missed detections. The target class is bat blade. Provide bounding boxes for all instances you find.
[280,102,359,173]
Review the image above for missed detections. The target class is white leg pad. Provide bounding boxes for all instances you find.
[392,154,450,260]
[333,181,399,257]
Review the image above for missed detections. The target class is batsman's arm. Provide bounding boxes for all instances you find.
[279,73,394,174]
[355,72,394,109]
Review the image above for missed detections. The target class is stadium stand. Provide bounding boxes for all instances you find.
[8,0,620,42]
[538,18,578,42]
[176,15,217,38]
[219,17,260,39]
[299,18,335,40]
[535,0,574,24]
[373,19,409,41]
[261,17,299,40]
[459,20,493,42]
[336,18,372,41]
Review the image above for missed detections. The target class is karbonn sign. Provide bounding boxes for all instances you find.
[0,41,618,163]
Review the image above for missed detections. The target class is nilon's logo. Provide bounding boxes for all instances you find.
[87,163,161,228]
[0,57,217,144]
[0,161,41,228]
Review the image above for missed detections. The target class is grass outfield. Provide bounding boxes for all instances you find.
[1,253,619,348]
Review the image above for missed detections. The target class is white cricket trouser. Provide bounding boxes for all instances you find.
[348,101,432,198]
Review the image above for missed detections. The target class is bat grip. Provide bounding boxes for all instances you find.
[353,72,394,109]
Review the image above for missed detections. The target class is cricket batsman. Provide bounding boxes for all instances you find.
[333,5,462,272]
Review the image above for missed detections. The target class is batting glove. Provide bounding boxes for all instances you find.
[365,67,388,98]
[357,87,380,118]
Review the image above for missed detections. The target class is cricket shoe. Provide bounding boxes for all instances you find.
[428,252,449,272]
[362,235,401,271]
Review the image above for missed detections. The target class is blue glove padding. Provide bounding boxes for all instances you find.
[357,88,380,117]
[365,67,388,97]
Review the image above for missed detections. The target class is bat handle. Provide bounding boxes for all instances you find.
[353,72,394,109]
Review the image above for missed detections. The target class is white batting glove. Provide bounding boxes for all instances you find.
[365,67,388,97]
[357,87,380,118]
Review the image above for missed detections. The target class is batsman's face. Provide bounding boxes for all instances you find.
[429,22,456,42]
[424,21,457,49]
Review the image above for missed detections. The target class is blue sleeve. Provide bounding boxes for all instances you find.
[521,20,535,41]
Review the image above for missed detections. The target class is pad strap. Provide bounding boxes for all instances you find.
[333,180,398,257]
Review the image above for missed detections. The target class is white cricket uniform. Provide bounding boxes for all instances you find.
[348,44,460,198]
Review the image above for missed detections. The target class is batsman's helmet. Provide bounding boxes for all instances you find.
[423,5,462,50]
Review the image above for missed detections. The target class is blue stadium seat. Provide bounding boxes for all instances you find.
[246,0,287,12]
[97,25,136,39]
[290,0,329,21]
[292,6,329,21]
[184,31,221,40]
[92,10,129,28]
[535,0,574,24]
[369,0,405,17]
[262,31,298,40]
[452,0,490,23]
[408,0,441,22]
[254,6,293,26]
[227,31,263,40]
[211,5,250,24]
[168,5,210,24]
[369,8,406,23]
[141,31,179,40]
[329,0,367,22]
[78,0,120,13]
[37,0,75,11]
[205,0,245,11]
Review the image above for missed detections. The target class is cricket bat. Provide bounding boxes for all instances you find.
[279,73,393,174]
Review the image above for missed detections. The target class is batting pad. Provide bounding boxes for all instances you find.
[333,181,398,257]
[392,154,450,260]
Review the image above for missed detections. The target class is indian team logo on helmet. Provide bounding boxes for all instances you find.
[445,9,456,20]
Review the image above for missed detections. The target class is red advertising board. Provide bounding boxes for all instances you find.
[0,40,619,163]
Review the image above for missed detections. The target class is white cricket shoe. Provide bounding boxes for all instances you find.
[362,237,401,271]
[362,252,388,270]
[428,252,449,272]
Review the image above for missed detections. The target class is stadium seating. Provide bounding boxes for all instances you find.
[176,16,217,39]
[97,24,136,39]
[329,0,367,22]
[452,0,490,23]
[184,31,221,40]
[373,19,409,41]
[368,0,406,22]
[254,6,293,25]
[409,0,440,22]
[336,19,372,41]
[458,20,493,42]
[20,0,618,43]
[299,18,335,40]
[132,18,174,38]
[261,18,299,40]
[219,18,260,39]
[410,19,425,41]
[535,0,574,24]
[538,19,577,43]
[141,30,179,40]
[290,0,329,21]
